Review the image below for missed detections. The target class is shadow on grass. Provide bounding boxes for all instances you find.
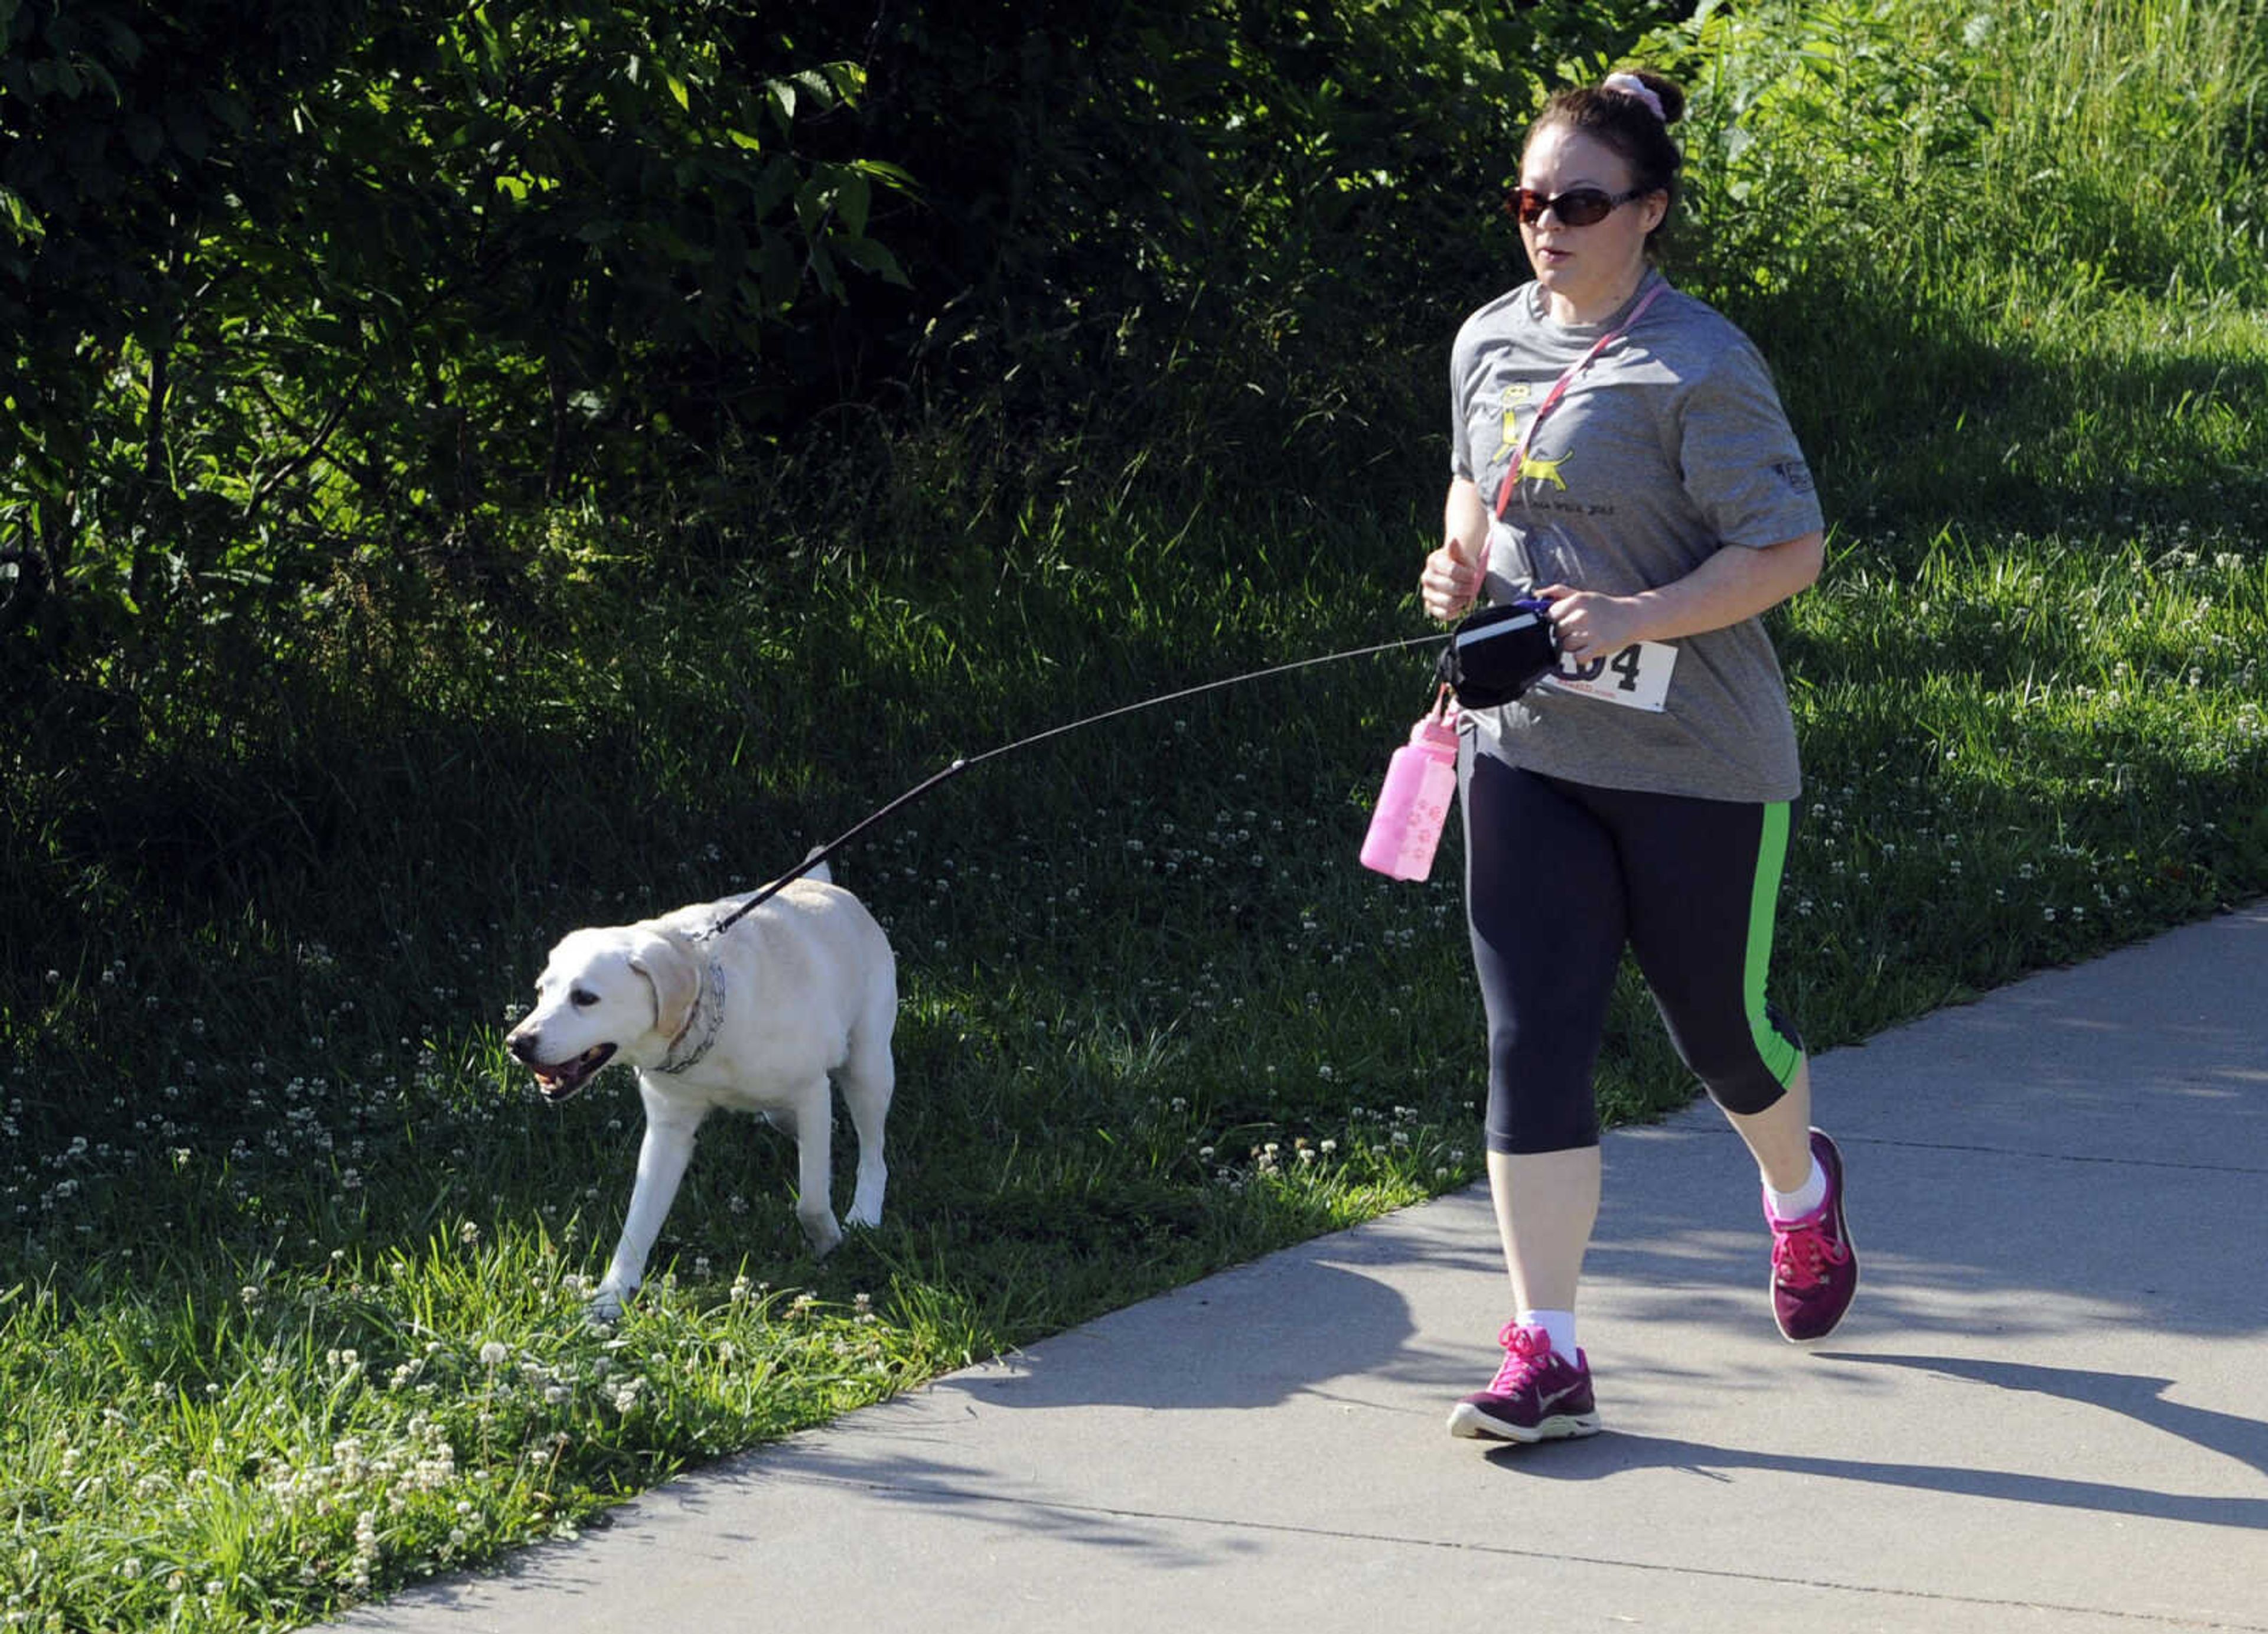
[1722,270,2268,546]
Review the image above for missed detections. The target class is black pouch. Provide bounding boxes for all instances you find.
[1435,598,1558,709]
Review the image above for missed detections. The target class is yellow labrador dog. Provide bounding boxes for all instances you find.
[505,865,897,1321]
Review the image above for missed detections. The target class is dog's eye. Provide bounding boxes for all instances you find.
[570,989,598,1008]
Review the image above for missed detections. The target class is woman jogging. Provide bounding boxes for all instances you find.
[1418,67,1855,1444]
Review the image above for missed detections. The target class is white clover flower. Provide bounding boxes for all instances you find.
[478,1342,510,1367]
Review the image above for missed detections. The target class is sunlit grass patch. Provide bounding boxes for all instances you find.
[1778,523,2267,1026]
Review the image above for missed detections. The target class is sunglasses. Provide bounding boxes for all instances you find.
[1506,185,1651,227]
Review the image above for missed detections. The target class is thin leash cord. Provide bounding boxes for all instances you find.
[706,632,1447,937]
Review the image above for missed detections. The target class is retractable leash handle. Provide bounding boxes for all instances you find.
[1436,593,1561,709]
[702,634,1449,939]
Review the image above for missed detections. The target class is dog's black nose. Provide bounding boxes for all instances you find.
[506,1032,539,1062]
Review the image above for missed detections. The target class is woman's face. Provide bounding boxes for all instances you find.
[1517,123,1666,322]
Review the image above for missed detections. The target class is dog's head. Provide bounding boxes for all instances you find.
[504,926,702,1101]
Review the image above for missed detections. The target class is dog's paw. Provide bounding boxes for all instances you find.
[586,1284,631,1326]
[799,1212,845,1260]
[844,1201,882,1231]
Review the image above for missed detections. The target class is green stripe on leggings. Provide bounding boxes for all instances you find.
[1745,801,1803,1087]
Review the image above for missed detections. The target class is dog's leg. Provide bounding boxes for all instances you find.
[787,1075,845,1258]
[837,1026,894,1232]
[594,1087,707,1321]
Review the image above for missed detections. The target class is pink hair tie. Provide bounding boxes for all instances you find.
[1602,72,1666,123]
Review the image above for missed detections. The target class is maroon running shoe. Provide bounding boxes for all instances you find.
[1447,1322,1601,1443]
[1768,1128,1858,1342]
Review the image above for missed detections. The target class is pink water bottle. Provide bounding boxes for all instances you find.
[1360,703,1461,880]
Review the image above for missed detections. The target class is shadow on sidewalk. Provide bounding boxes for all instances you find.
[940,1251,1498,1413]
[1487,1351,2268,1531]
[1820,1352,2268,1481]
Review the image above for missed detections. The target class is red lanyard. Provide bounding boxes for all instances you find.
[1490,280,1668,523]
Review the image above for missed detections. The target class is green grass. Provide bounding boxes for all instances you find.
[5,3,2268,1629]
[6,490,2263,1632]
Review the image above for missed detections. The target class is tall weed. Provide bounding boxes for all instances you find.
[1643,0,2268,534]
[1664,0,2267,306]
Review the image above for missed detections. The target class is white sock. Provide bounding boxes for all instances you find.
[1766,1155,1829,1222]
[1519,1308,1579,1364]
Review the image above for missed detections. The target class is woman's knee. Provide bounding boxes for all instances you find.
[1663,995,1803,1117]
[1484,1033,1602,1153]
[1486,1103,1602,1154]
[1699,1064,1791,1119]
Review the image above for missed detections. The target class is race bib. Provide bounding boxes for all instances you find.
[1537,640,1677,713]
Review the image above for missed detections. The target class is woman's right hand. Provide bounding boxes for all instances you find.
[1420,532,1485,624]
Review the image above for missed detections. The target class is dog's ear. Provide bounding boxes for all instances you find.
[628,932,700,1042]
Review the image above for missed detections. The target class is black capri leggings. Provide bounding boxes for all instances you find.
[1461,744,1805,1155]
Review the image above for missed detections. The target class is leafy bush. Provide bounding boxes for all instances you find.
[1,0,907,677]
[3,0,1673,685]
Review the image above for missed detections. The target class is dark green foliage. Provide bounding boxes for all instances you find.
[2,0,914,668]
[2,0,1658,681]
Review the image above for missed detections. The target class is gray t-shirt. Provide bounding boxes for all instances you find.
[1449,271,1822,802]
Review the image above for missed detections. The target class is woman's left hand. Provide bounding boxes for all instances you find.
[1536,585,1649,666]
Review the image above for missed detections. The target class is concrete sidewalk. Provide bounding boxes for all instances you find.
[336,904,2268,1633]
